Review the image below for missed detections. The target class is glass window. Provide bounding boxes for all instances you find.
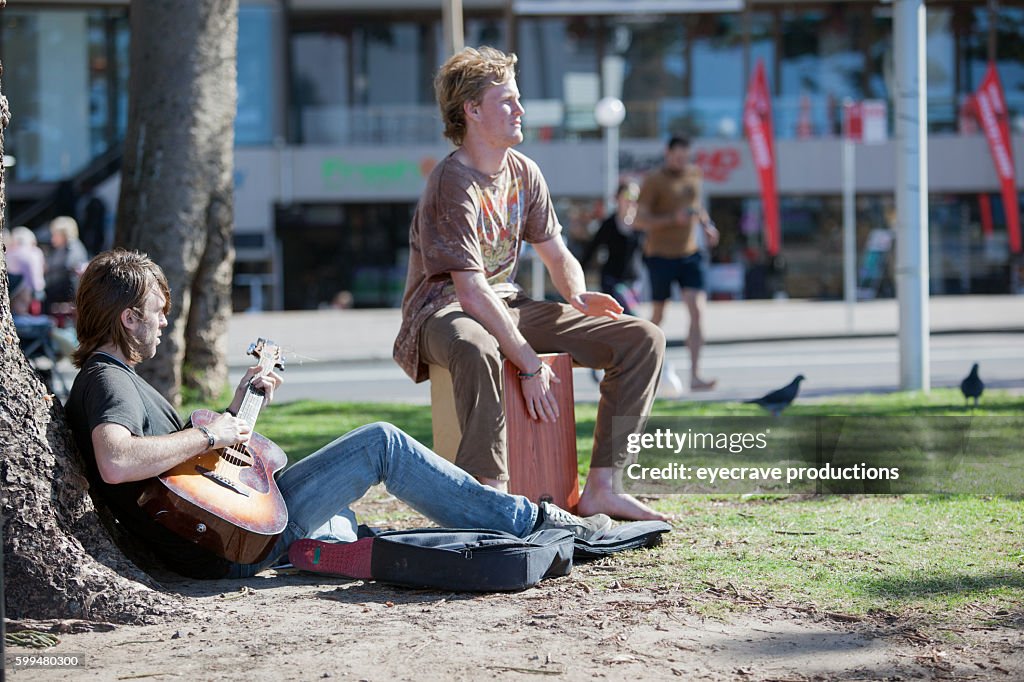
[617,19,686,139]
[237,5,276,145]
[779,6,866,138]
[871,4,960,134]
[277,201,414,309]
[925,8,956,131]
[992,6,1024,118]
[289,17,441,145]
[688,12,774,139]
[928,194,1012,295]
[960,6,1024,124]
[354,22,434,106]
[866,6,892,102]
[516,17,601,138]
[2,8,128,182]
[465,16,505,52]
[290,29,350,144]
[86,14,123,157]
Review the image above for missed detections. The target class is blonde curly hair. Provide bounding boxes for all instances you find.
[435,46,518,146]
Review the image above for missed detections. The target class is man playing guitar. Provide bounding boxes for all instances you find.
[64,250,613,579]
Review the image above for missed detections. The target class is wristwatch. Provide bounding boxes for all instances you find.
[197,425,216,449]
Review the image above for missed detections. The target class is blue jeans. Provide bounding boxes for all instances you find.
[228,422,539,578]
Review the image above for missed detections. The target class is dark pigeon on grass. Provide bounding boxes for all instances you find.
[746,375,805,416]
[960,363,984,409]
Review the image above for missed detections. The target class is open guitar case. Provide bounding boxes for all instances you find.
[287,520,671,592]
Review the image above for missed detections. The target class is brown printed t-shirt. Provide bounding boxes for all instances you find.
[394,149,560,382]
[637,164,703,258]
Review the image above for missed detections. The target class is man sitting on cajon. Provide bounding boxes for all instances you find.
[393,46,667,521]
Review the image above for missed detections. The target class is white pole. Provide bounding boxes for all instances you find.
[442,0,464,56]
[605,124,619,212]
[894,0,930,392]
[595,97,626,210]
[842,137,856,331]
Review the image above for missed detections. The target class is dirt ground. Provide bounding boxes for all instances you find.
[7,491,1024,681]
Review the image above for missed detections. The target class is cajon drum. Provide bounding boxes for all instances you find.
[429,353,580,512]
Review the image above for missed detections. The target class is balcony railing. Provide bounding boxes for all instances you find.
[292,94,1024,147]
[300,104,443,146]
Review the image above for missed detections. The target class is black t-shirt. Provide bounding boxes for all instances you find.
[65,354,230,578]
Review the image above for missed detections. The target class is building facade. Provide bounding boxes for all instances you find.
[3,0,1023,308]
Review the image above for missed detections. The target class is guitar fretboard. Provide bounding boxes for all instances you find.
[236,382,266,429]
[235,345,279,432]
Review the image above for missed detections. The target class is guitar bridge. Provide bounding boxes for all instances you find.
[195,465,251,497]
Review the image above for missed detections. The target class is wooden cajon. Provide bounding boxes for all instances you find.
[429,353,581,512]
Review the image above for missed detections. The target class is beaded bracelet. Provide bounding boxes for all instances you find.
[517,364,545,380]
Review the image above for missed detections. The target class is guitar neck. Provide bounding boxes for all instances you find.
[235,359,275,430]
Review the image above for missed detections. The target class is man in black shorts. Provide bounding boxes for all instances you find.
[635,136,719,392]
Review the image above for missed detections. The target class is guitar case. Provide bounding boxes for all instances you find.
[288,521,671,592]
[571,520,672,560]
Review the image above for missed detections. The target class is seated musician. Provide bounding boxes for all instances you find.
[394,46,667,520]
[64,249,614,579]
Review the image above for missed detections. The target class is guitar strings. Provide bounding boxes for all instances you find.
[275,346,321,367]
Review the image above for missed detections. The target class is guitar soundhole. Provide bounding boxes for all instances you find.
[221,446,253,468]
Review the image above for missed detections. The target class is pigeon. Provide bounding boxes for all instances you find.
[745,375,805,416]
[960,363,984,409]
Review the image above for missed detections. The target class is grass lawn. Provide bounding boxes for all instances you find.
[190,388,1024,621]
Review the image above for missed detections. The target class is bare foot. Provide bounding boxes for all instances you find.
[691,377,717,392]
[577,487,669,521]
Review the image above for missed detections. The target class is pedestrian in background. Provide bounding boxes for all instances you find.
[635,136,719,394]
[5,226,47,315]
[44,215,91,314]
[579,181,643,316]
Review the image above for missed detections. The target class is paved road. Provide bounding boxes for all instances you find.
[265,332,1023,405]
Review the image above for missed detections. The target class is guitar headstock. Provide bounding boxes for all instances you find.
[248,338,285,372]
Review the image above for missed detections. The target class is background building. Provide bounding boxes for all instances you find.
[4,0,1023,309]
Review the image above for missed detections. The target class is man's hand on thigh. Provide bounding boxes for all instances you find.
[570,292,624,320]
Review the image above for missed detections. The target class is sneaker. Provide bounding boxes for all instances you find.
[288,537,374,580]
[534,501,612,541]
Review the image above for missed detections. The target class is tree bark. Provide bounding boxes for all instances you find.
[1,51,184,624]
[116,0,238,406]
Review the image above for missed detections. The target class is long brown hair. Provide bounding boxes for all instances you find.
[72,249,171,368]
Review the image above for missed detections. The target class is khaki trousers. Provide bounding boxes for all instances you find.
[420,295,665,480]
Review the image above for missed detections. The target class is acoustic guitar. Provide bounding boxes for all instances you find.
[137,338,288,564]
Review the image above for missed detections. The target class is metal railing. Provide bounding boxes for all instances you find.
[293,94,1024,146]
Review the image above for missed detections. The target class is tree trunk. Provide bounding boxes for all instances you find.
[116,0,238,406]
[1,50,184,624]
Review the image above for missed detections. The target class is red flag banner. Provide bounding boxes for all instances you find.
[744,60,781,256]
[979,192,995,237]
[960,95,993,237]
[974,63,1021,253]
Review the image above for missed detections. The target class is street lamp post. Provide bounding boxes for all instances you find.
[594,96,626,211]
[894,0,930,392]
